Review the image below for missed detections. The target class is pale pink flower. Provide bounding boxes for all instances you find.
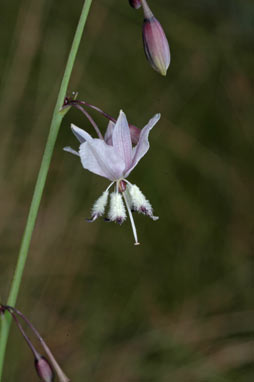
[64,110,160,245]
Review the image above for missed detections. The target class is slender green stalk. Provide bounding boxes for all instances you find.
[0,0,93,379]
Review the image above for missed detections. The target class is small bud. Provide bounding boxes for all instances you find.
[129,124,141,145]
[35,356,54,382]
[141,0,170,76]
[129,0,142,9]
[118,180,127,193]
[105,121,140,146]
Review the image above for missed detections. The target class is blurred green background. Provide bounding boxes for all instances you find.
[0,0,254,380]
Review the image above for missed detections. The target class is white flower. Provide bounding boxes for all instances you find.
[64,110,160,245]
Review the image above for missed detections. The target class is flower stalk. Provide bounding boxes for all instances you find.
[1,304,68,382]
[0,0,93,379]
[64,96,141,144]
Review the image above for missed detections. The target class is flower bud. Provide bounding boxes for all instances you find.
[129,0,142,9]
[141,0,170,76]
[129,124,140,145]
[118,180,127,193]
[104,121,140,146]
[35,356,54,382]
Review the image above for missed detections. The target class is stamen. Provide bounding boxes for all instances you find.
[86,183,115,222]
[128,184,158,220]
[106,181,115,192]
[86,189,111,222]
[122,192,140,246]
[91,191,109,216]
[86,215,98,223]
[108,192,126,224]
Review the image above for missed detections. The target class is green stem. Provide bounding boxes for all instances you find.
[0,0,93,379]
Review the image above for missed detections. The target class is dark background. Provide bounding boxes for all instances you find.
[0,0,253,380]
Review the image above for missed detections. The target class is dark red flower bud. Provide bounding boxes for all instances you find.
[129,0,142,9]
[141,0,170,75]
[35,356,54,382]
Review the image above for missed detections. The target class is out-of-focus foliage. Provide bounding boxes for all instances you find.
[0,0,253,381]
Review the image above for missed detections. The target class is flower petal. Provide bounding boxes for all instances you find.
[63,146,80,156]
[79,138,125,181]
[104,121,115,145]
[125,113,160,177]
[71,124,88,143]
[112,110,133,171]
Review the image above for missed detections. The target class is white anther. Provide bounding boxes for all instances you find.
[92,191,109,217]
[128,184,153,215]
[108,192,126,222]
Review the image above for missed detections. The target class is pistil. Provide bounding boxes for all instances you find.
[122,191,140,245]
